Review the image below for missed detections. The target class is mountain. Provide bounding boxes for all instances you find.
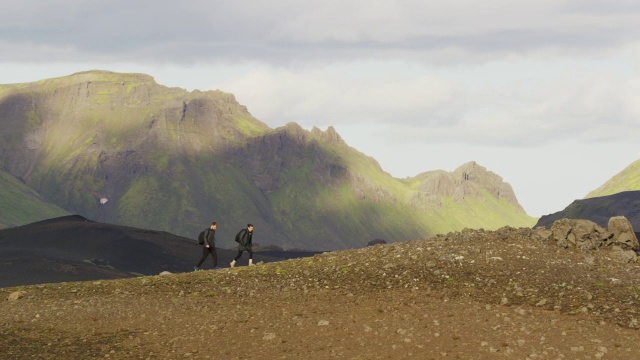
[535,191,640,232]
[0,215,318,287]
[535,160,640,233]
[0,70,535,250]
[0,167,69,229]
[586,160,640,198]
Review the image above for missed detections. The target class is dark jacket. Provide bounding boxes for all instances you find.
[235,229,253,251]
[204,228,216,247]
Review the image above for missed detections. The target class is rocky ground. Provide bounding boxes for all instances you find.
[2,226,640,359]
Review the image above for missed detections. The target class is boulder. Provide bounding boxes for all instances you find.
[7,291,26,301]
[532,227,552,242]
[612,246,638,263]
[367,239,387,247]
[550,219,610,251]
[606,216,639,251]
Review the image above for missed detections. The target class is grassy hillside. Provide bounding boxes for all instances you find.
[586,160,640,198]
[0,168,69,229]
[0,70,535,250]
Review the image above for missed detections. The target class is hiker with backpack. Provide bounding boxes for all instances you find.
[194,221,218,271]
[230,224,254,267]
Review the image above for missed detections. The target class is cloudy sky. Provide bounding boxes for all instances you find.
[1,0,639,217]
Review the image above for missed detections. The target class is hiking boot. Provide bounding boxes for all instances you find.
[249,259,254,266]
[230,260,236,268]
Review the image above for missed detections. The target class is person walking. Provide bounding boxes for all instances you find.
[230,224,254,267]
[195,222,218,271]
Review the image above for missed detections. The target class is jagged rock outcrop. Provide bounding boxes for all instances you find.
[533,216,638,262]
[549,219,610,251]
[408,162,525,212]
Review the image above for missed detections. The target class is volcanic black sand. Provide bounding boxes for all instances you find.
[0,215,319,288]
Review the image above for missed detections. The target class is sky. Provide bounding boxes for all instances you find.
[1,0,639,217]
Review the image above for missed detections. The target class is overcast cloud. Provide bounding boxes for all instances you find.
[1,0,639,217]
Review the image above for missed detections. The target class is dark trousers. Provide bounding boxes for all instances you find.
[234,248,253,261]
[196,246,217,267]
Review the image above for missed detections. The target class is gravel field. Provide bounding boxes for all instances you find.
[2,226,640,359]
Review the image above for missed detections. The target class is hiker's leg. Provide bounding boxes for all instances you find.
[211,248,218,268]
[196,246,208,267]
[247,249,254,265]
[234,250,243,261]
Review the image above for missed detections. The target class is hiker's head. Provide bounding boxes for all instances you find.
[247,224,254,232]
[211,221,218,230]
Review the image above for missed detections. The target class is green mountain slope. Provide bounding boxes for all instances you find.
[0,70,535,250]
[0,168,69,229]
[586,160,640,198]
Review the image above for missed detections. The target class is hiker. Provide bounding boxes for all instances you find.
[195,222,218,271]
[230,224,254,267]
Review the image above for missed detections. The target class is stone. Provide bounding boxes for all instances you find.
[159,271,173,276]
[607,216,639,250]
[532,227,552,242]
[8,291,26,301]
[612,246,637,263]
[367,239,387,246]
[550,219,609,250]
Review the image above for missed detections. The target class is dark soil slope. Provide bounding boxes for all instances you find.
[0,215,318,287]
[535,191,640,232]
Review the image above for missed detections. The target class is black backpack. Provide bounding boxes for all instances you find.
[197,229,207,245]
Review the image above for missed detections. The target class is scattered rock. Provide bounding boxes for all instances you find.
[612,246,638,263]
[532,227,552,242]
[262,333,276,341]
[159,271,173,276]
[7,291,26,301]
[367,239,387,246]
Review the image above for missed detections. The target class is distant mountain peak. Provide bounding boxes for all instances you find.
[409,160,524,213]
[311,126,344,144]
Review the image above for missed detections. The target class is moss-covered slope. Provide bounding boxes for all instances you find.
[586,160,640,198]
[0,168,69,229]
[0,70,535,250]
